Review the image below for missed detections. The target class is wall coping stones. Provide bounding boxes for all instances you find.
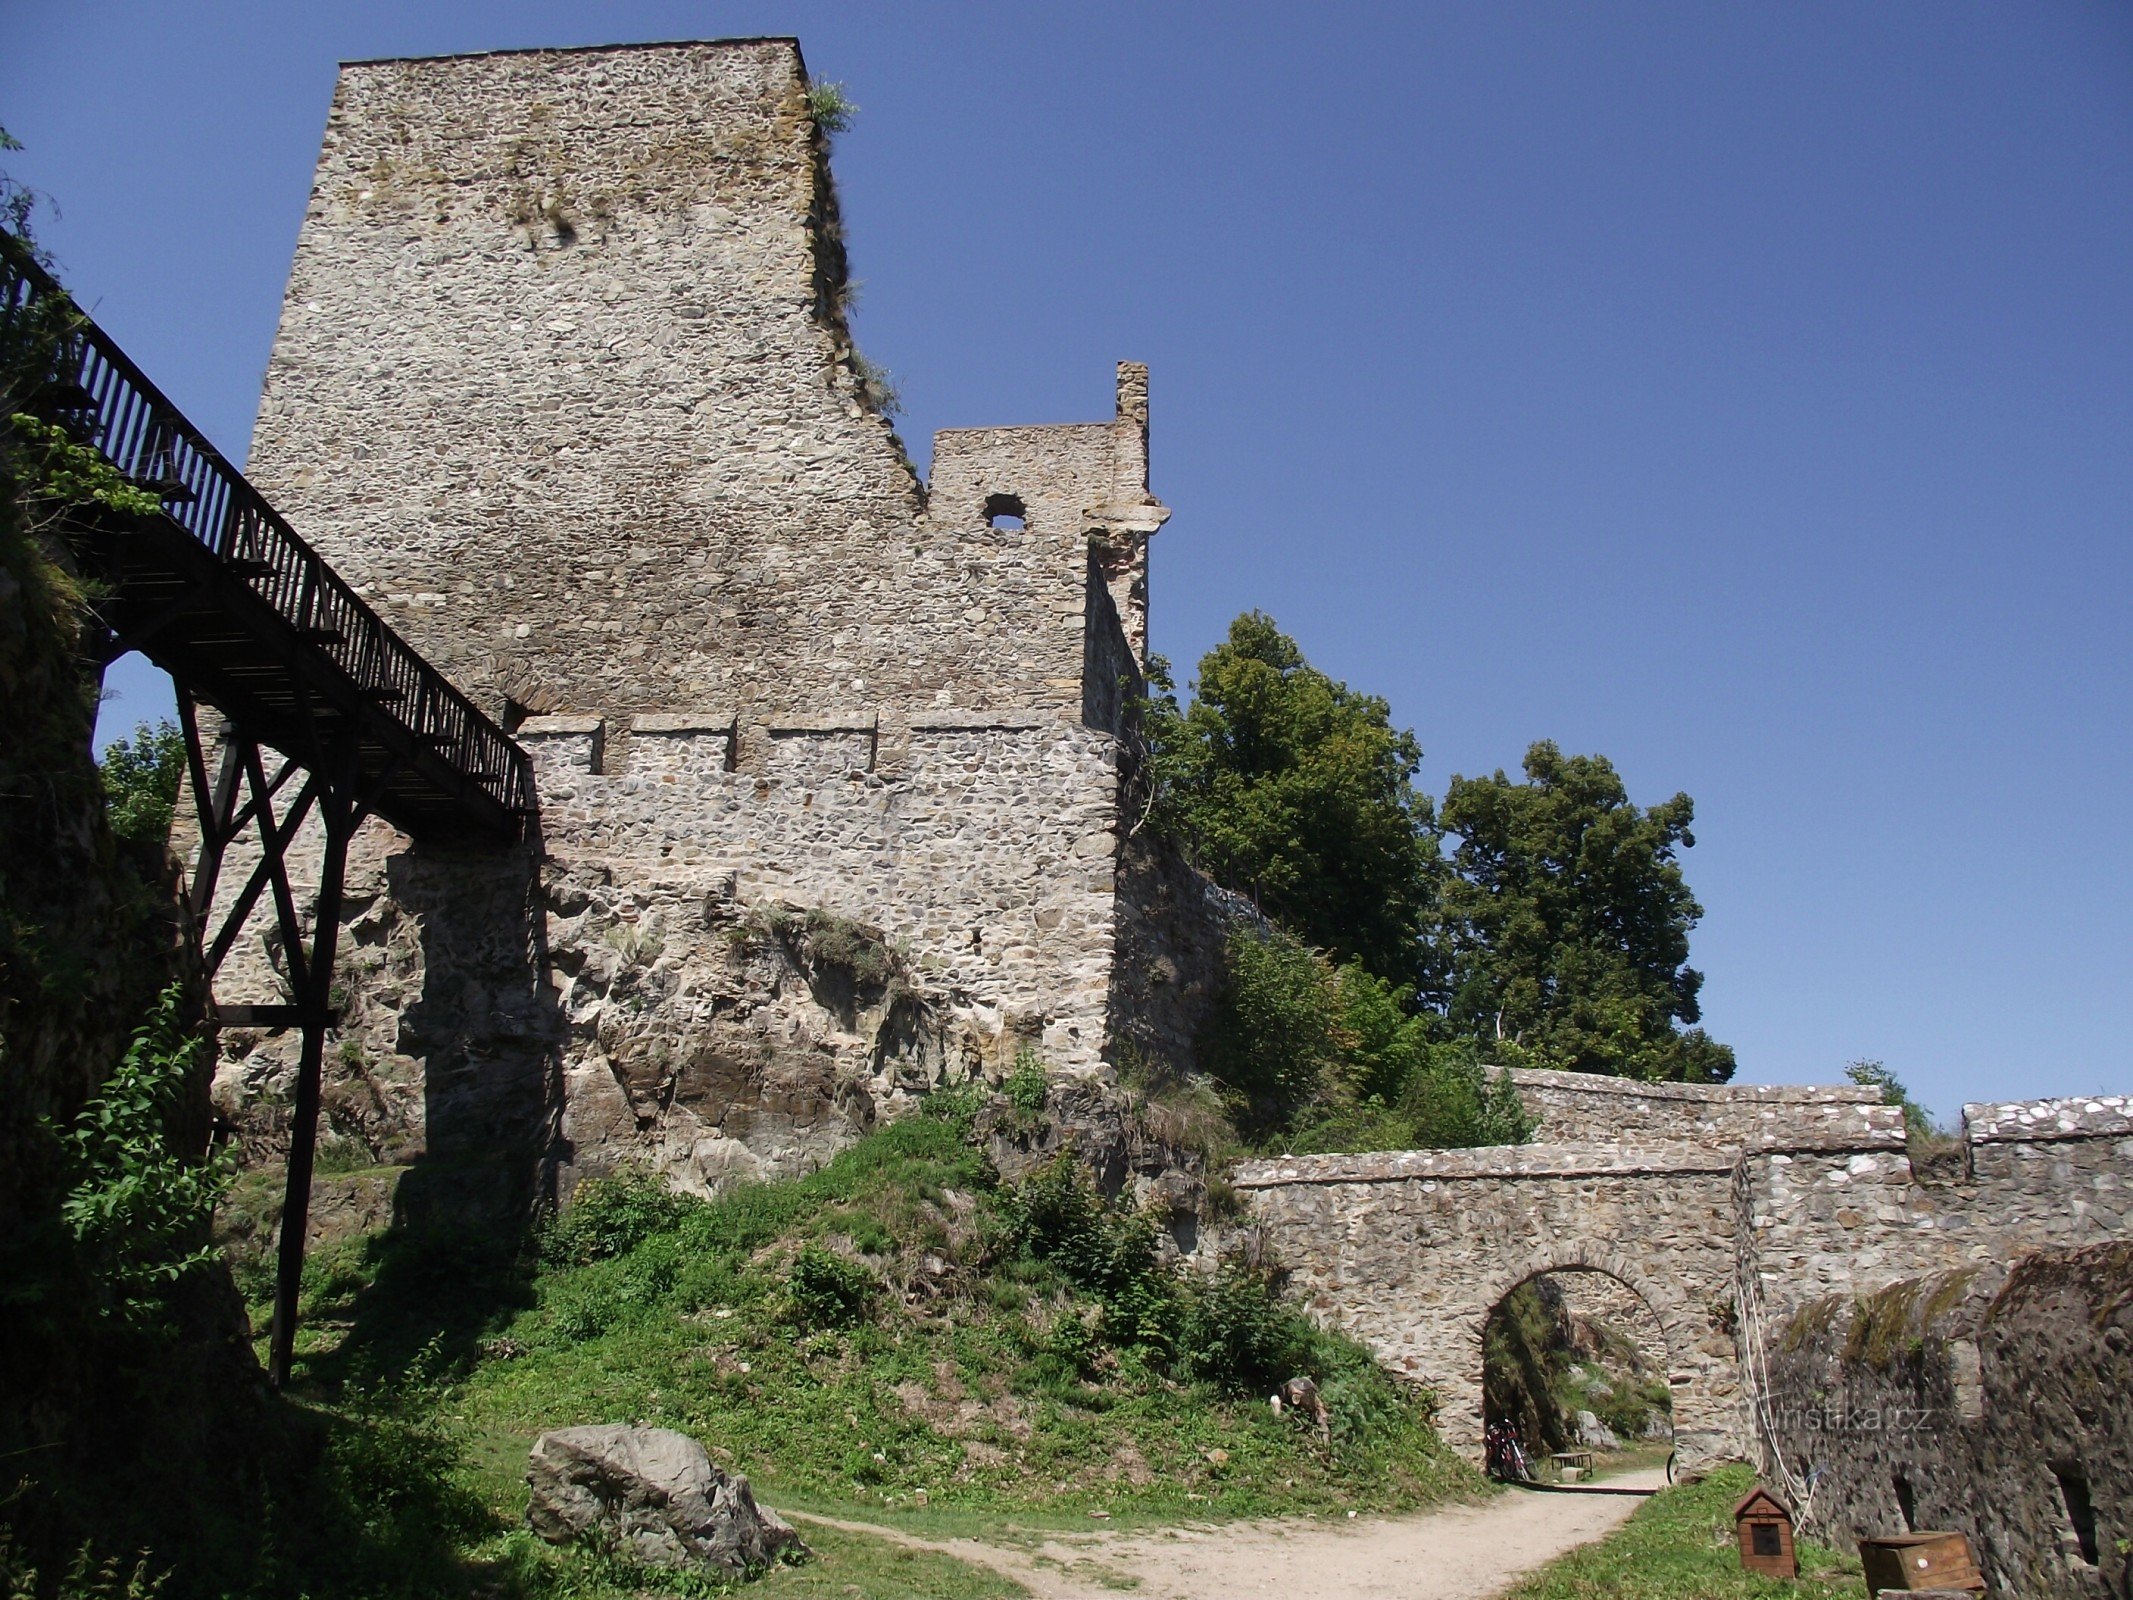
[1509,1067,1881,1106]
[765,711,875,734]
[519,714,604,737]
[1235,1142,1743,1190]
[1962,1094,2133,1144]
[1233,1117,1908,1191]
[635,712,738,735]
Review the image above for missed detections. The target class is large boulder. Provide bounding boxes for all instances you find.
[1574,1409,1621,1451]
[526,1425,806,1576]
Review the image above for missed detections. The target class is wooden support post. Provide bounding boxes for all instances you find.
[266,798,351,1390]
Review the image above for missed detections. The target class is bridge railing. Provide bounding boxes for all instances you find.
[0,235,530,822]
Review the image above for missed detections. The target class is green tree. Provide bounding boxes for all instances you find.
[1845,1058,1939,1140]
[1143,612,1442,989]
[1200,925,1345,1138]
[99,719,183,847]
[1440,741,1734,1083]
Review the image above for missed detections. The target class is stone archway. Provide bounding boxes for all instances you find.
[1463,1244,1732,1471]
[1229,1142,1750,1469]
[1480,1263,1677,1478]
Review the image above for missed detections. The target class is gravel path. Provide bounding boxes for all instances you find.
[791,1470,1665,1599]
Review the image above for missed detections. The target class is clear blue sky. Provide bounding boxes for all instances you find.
[6,2,2129,1119]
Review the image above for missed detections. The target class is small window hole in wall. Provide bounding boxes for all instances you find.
[2054,1462,2099,1566]
[1751,1522,1782,1559]
[1894,1473,1918,1532]
[984,493,1026,531]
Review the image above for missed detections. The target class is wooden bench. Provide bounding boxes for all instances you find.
[1551,1450,1596,1483]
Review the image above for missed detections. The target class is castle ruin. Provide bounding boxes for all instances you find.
[193,43,2132,1568]
[204,38,1227,1201]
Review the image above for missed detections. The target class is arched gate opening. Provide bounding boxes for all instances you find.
[1483,1268,1675,1482]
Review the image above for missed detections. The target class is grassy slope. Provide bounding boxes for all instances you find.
[1502,1465,1863,1600]
[255,1111,1474,1596]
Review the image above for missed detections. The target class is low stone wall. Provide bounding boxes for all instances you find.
[1508,1067,1882,1147]
[1760,1242,2133,1600]
[1236,1095,2133,1475]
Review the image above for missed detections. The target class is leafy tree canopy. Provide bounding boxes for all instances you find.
[1845,1058,1940,1141]
[1440,741,1734,1083]
[1143,612,1443,990]
[99,718,183,847]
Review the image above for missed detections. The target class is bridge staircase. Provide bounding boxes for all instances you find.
[2,235,532,1383]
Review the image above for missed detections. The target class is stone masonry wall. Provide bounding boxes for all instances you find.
[1235,1094,2132,1474]
[1760,1243,2133,1600]
[248,39,1165,727]
[1738,1095,2133,1329]
[1508,1067,1882,1147]
[1233,1142,1753,1468]
[201,39,1225,1201]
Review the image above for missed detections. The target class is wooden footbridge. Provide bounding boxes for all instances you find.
[2,236,532,1383]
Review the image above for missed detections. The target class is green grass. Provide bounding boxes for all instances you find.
[751,1525,1022,1597]
[238,1108,1475,1596]
[1501,1464,1862,1600]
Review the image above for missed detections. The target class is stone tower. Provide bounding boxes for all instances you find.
[209,39,1228,1197]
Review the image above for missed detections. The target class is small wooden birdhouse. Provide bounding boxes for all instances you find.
[1734,1485,1798,1579]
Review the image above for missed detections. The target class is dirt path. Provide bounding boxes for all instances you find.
[790,1470,1666,1600]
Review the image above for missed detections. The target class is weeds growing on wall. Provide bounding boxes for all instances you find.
[804,81,857,137]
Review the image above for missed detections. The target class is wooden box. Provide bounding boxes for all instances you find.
[1858,1531,1985,1592]
[1733,1486,1798,1579]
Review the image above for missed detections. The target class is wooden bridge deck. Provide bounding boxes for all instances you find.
[2,235,529,845]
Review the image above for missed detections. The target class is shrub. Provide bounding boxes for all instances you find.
[1003,1049,1049,1118]
[1397,1040,1533,1148]
[1175,1262,1305,1396]
[1201,926,1344,1136]
[787,1246,875,1330]
[543,1166,697,1266]
[55,985,231,1333]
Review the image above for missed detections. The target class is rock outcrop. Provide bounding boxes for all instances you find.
[525,1425,805,1576]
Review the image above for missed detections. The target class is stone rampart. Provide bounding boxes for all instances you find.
[1235,1094,2133,1472]
[1758,1243,2133,1599]
[1508,1066,1882,1147]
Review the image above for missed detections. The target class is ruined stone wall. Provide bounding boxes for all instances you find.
[248,39,1163,726]
[1738,1095,2133,1329]
[1759,1244,2133,1600]
[1508,1067,1882,1147]
[203,38,1221,1200]
[1107,832,1261,1083]
[1236,1096,2132,1474]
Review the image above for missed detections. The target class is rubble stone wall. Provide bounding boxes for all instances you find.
[1508,1067,1882,1147]
[202,38,1220,1198]
[1235,1098,2133,1472]
[1232,1143,1751,1467]
[1759,1243,2133,1600]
